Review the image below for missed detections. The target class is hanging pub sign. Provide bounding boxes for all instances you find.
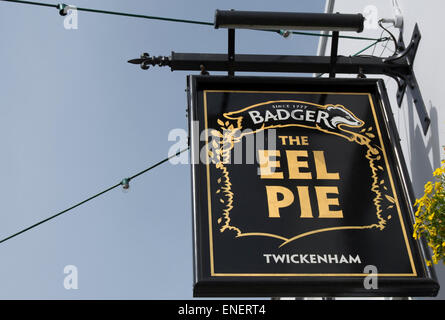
[187,76,439,297]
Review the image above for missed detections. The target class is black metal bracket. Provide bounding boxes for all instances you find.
[384,24,420,107]
[128,24,429,134]
[382,24,430,134]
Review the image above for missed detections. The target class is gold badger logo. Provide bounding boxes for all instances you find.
[241,102,364,131]
[219,101,367,146]
[208,100,395,247]
[324,105,364,129]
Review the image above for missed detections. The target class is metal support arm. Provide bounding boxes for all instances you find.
[128,24,429,134]
[128,53,408,76]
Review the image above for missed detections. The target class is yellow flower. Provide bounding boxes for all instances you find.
[432,255,438,264]
[415,197,426,210]
[430,227,437,237]
[424,181,433,194]
[433,167,443,176]
[412,163,445,265]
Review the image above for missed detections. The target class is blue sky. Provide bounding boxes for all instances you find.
[0,0,325,299]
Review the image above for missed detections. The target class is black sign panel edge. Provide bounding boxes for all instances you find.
[187,75,439,297]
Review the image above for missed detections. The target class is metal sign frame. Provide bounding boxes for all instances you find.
[187,75,439,298]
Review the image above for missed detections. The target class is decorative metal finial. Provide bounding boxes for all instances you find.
[127,53,171,70]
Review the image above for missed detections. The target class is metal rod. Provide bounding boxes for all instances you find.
[228,28,235,76]
[329,31,339,78]
[167,52,409,75]
[214,10,364,32]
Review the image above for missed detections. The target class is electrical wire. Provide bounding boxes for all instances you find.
[1,0,386,41]
[0,0,54,8]
[0,0,393,241]
[351,39,384,57]
[379,39,390,57]
[315,38,385,78]
[291,30,381,41]
[378,19,398,53]
[0,0,213,25]
[0,147,189,245]
[372,29,385,56]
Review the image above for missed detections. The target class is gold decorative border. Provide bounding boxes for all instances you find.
[203,90,416,277]
[212,100,389,244]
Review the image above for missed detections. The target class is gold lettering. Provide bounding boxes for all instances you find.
[258,150,283,179]
[278,136,287,145]
[288,136,301,145]
[286,150,312,179]
[266,186,294,218]
[297,186,313,218]
[315,186,343,218]
[313,151,340,180]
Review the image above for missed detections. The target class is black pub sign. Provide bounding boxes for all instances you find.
[187,76,439,297]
